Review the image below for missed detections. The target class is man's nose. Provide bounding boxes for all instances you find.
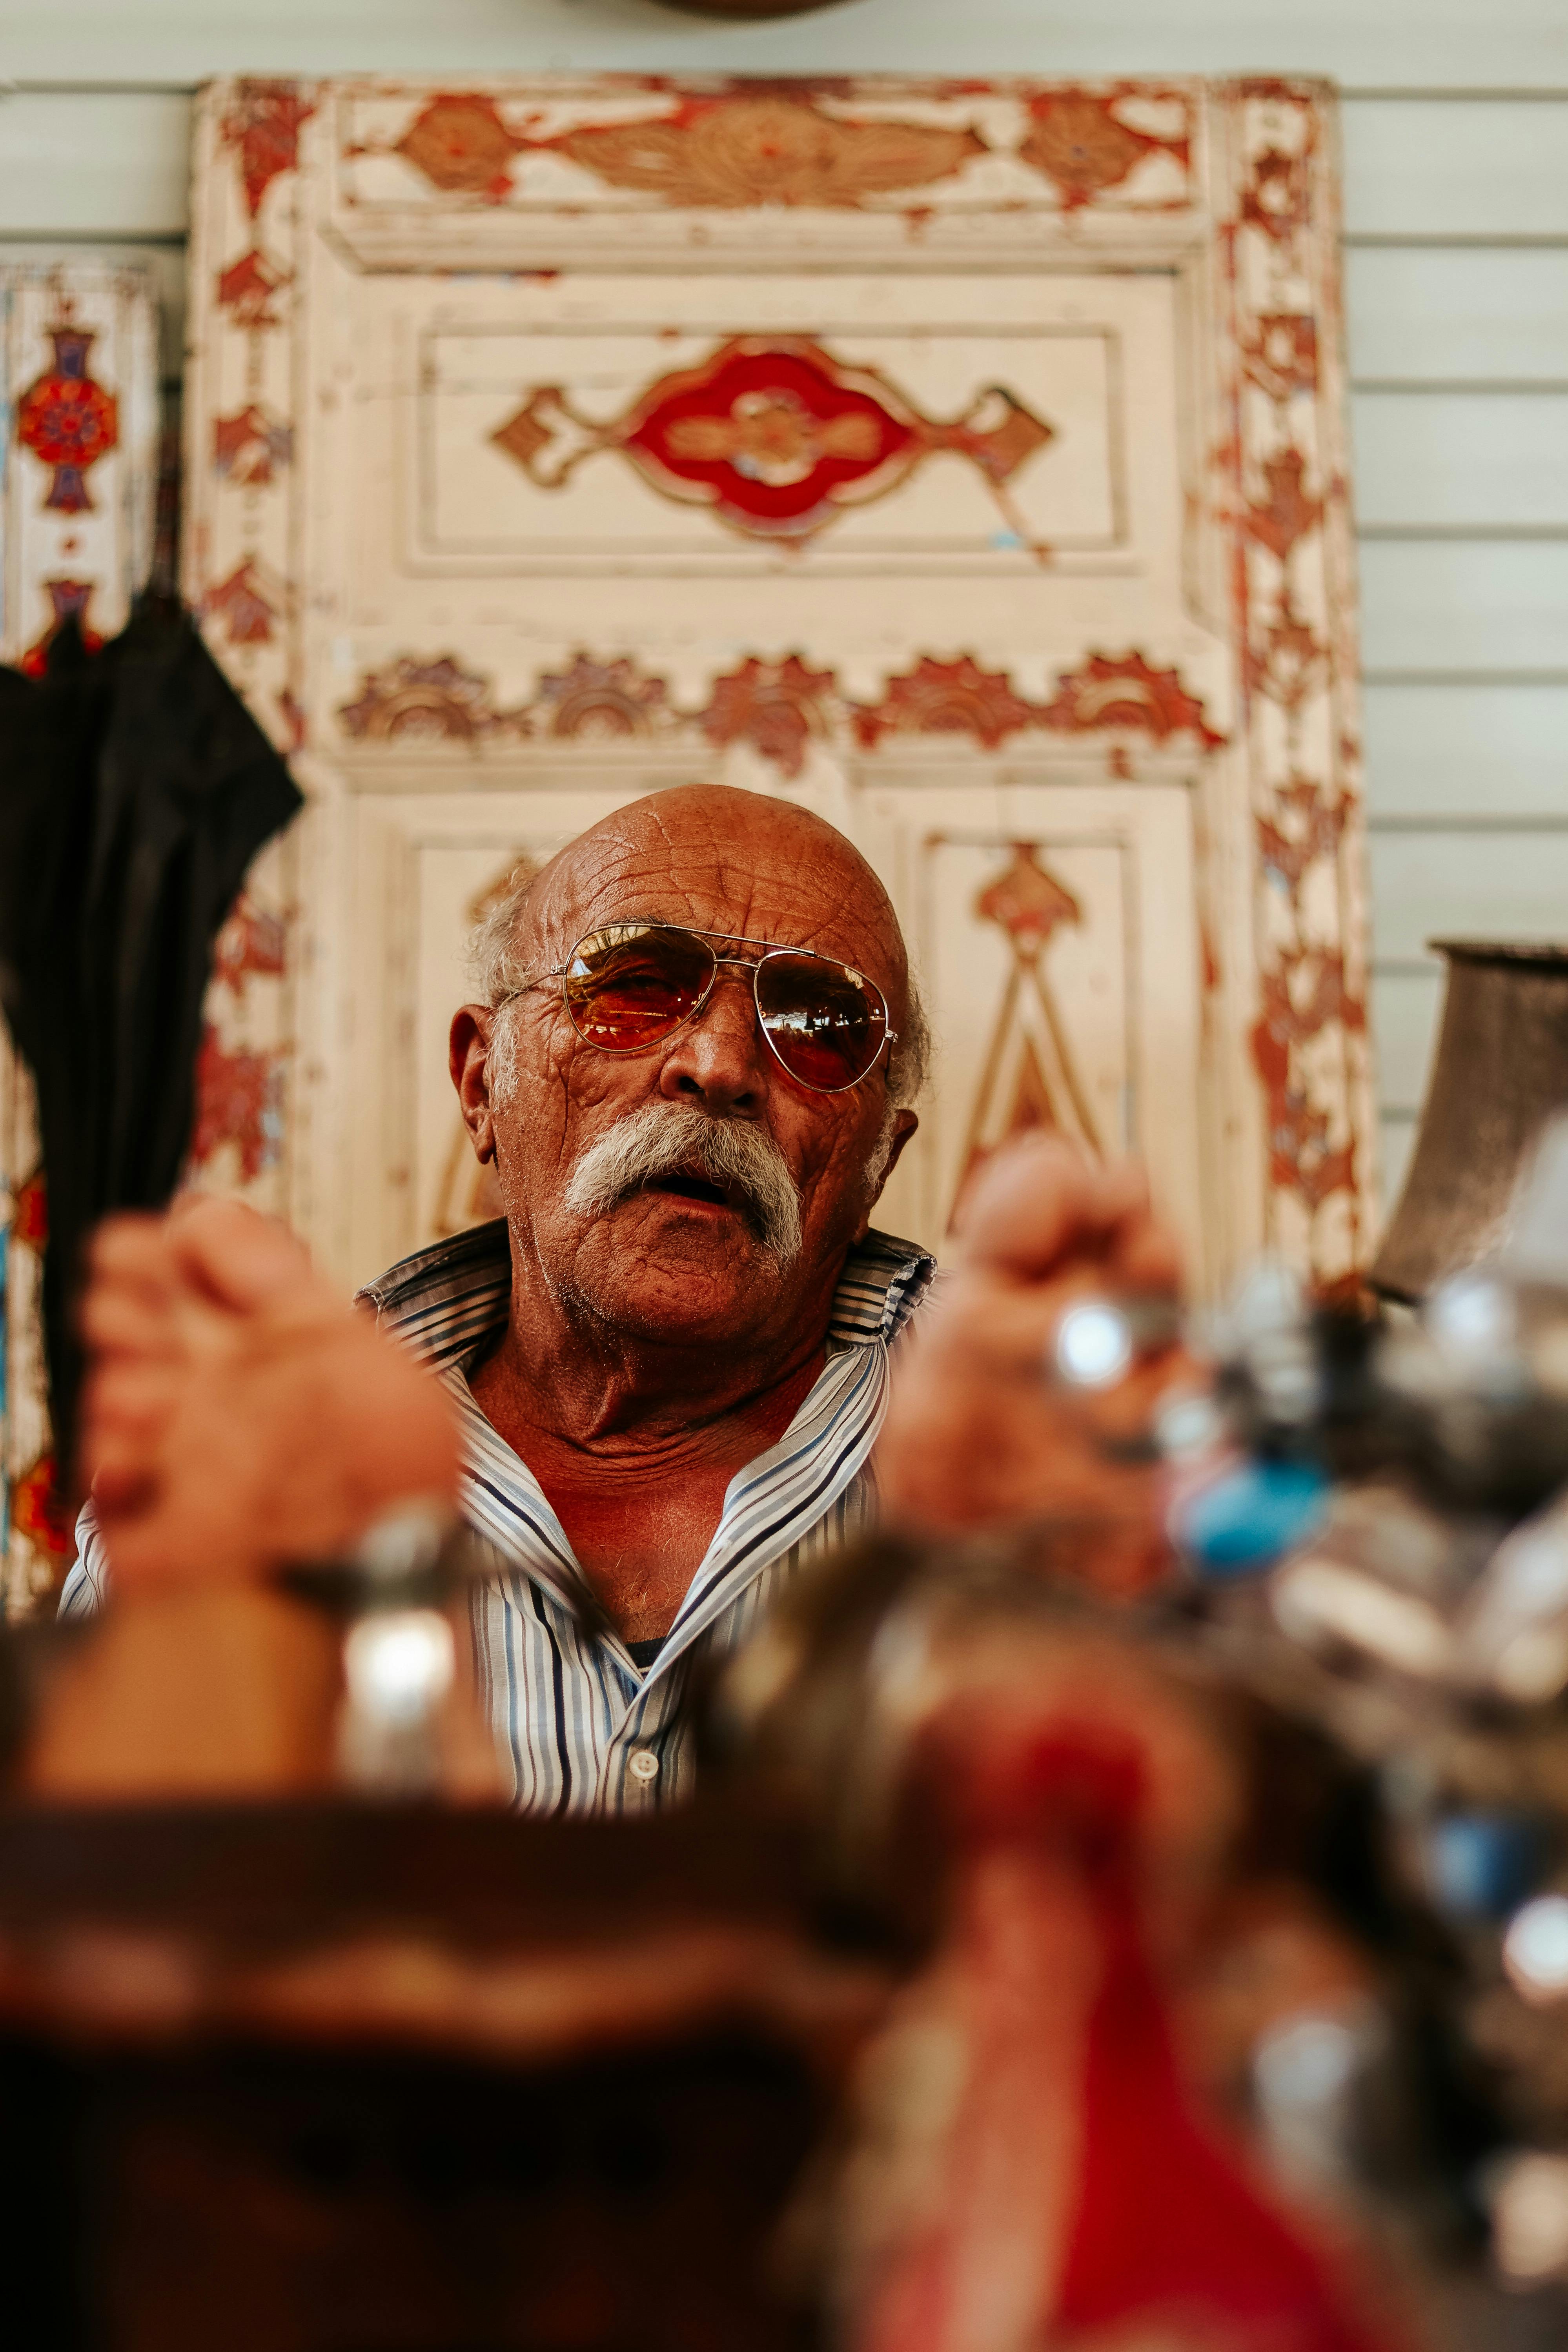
[656,969,769,1115]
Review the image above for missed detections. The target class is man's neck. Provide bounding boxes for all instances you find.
[478,1234,841,1442]
[466,1243,843,1643]
[470,1312,828,1462]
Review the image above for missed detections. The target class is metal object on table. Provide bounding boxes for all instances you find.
[277,1504,492,1796]
[1048,1292,1182,1391]
[1372,941,1568,1302]
[330,1502,461,1794]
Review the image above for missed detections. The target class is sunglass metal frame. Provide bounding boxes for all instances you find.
[507,920,898,1094]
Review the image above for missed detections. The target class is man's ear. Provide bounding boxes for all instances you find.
[450,1005,498,1165]
[855,1108,919,1236]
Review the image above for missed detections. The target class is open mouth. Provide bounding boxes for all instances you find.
[644,1169,733,1209]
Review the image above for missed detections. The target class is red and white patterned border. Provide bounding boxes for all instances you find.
[333,646,1226,773]
[182,82,313,1221]
[1213,81,1372,1283]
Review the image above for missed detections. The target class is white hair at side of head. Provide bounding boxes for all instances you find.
[888,972,931,1112]
[468,859,537,1009]
[465,861,539,1116]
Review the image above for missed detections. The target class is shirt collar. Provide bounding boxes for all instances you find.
[359,1216,935,1367]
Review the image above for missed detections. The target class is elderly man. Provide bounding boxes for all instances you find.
[62,784,1178,1809]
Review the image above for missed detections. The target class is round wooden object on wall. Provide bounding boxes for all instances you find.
[647,0,849,16]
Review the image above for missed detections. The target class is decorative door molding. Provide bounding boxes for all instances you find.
[0,261,159,1611]
[181,75,1372,1301]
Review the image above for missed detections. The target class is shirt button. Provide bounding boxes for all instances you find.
[628,1749,660,1784]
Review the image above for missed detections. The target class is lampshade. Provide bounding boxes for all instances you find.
[1371,941,1568,1302]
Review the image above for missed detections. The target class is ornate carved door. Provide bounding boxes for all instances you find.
[182,76,1372,1298]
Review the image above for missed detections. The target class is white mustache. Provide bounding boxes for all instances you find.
[562,1105,803,1266]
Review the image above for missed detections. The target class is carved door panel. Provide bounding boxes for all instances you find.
[182,77,1371,1297]
[853,770,1207,1287]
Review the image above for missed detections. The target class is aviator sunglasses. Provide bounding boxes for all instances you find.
[510,921,897,1095]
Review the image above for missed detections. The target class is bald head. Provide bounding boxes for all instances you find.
[451,782,924,1361]
[471,785,927,1105]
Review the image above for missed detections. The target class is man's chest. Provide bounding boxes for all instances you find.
[465,1349,832,1641]
[535,1461,735,1641]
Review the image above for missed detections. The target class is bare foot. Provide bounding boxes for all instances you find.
[78,1197,461,1590]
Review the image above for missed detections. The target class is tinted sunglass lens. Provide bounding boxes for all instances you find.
[565,927,713,1051]
[757,954,886,1090]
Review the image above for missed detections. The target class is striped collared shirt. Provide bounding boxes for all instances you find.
[61,1218,934,1817]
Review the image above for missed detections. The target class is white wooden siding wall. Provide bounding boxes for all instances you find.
[3,21,1565,1223]
[1345,97,1568,1207]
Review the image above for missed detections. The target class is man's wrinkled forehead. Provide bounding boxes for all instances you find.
[530,807,906,985]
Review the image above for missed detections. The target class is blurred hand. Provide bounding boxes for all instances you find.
[78,1196,461,1589]
[874,1134,1186,1593]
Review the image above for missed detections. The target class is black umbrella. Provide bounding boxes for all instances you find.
[0,596,303,1487]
